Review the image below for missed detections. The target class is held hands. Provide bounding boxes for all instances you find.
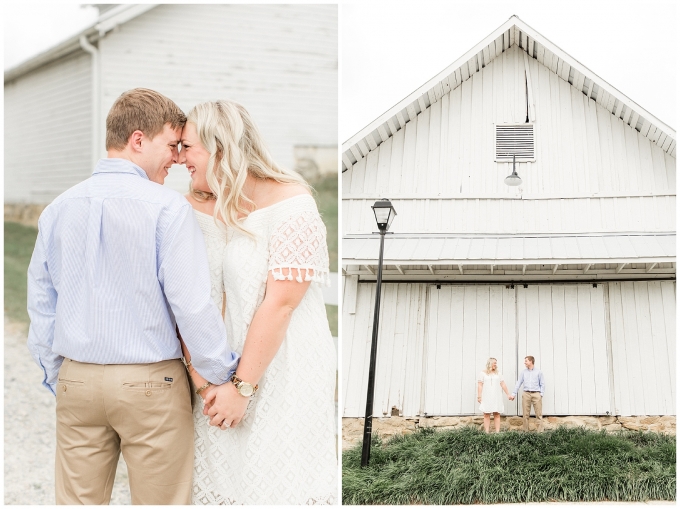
[201,382,249,429]
[508,394,515,401]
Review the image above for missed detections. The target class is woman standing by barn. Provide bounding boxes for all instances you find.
[477,358,512,433]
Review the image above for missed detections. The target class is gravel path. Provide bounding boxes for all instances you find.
[4,317,131,504]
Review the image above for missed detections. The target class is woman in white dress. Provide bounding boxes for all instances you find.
[477,358,512,433]
[178,100,337,504]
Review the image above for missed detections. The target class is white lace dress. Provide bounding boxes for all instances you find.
[478,371,505,414]
[191,195,338,505]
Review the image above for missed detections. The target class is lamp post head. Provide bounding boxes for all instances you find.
[504,154,523,187]
[372,199,397,232]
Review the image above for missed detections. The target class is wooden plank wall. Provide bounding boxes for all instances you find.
[342,283,427,418]
[517,284,611,416]
[423,285,517,416]
[343,281,674,418]
[100,4,338,195]
[342,195,675,235]
[343,45,675,236]
[608,281,676,416]
[5,51,92,204]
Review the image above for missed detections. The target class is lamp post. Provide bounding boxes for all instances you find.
[504,154,522,186]
[361,199,397,468]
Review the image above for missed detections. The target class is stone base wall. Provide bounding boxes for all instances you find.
[5,204,46,228]
[342,415,676,450]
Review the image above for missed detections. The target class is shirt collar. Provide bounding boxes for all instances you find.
[93,158,150,181]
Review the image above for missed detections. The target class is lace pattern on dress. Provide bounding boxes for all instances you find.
[268,209,330,286]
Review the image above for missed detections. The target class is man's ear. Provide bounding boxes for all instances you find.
[129,130,144,152]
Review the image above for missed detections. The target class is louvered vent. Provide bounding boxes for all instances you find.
[495,123,535,162]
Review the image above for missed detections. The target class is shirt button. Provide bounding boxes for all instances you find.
[145,390,152,396]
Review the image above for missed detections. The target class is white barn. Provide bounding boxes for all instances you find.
[341,16,675,424]
[5,4,337,214]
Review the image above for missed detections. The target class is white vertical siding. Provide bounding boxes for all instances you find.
[5,51,92,203]
[342,283,427,418]
[342,195,676,235]
[423,285,517,416]
[99,4,337,194]
[608,281,676,416]
[343,282,670,418]
[343,45,675,236]
[517,284,611,416]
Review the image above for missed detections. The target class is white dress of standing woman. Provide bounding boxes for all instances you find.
[477,357,512,433]
[178,100,337,504]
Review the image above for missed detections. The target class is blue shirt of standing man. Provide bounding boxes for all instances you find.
[511,355,545,431]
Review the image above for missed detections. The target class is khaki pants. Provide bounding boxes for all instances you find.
[55,358,194,505]
[521,391,544,431]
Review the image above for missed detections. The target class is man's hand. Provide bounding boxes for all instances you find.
[201,382,250,428]
[508,394,515,401]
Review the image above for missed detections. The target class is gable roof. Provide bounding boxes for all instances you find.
[4,5,156,83]
[342,15,676,172]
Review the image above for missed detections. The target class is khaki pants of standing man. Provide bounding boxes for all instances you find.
[521,391,544,431]
[55,358,194,505]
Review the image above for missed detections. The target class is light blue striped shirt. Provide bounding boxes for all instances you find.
[27,158,239,395]
[513,368,545,397]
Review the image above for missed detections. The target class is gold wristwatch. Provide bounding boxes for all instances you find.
[230,374,258,397]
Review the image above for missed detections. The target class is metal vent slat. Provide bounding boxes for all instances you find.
[495,123,535,161]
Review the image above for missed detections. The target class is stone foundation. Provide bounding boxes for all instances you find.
[342,415,676,450]
[5,203,46,228]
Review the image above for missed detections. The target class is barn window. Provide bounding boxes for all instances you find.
[494,123,535,162]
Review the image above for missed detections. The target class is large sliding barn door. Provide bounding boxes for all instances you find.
[608,281,675,416]
[517,285,611,416]
[342,283,427,418]
[423,285,517,416]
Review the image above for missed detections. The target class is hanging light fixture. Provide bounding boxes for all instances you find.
[504,154,522,187]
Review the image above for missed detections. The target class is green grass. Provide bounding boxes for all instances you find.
[4,221,39,325]
[312,174,338,272]
[325,304,338,337]
[342,426,676,504]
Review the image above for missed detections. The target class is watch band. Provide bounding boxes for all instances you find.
[230,374,259,396]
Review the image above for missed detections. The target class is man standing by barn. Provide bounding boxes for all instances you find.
[26,88,243,504]
[511,356,545,431]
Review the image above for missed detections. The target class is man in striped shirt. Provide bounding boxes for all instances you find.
[511,355,545,431]
[27,89,240,504]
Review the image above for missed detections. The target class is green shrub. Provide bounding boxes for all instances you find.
[342,426,676,504]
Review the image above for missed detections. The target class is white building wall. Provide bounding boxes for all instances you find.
[343,281,675,418]
[342,45,675,236]
[98,4,338,194]
[608,281,676,416]
[5,51,92,204]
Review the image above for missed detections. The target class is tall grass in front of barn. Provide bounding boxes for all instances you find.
[342,426,676,504]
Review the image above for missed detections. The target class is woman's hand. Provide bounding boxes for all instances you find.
[477,396,482,403]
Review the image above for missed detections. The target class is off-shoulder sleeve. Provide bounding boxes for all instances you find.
[268,208,330,286]
[477,371,485,383]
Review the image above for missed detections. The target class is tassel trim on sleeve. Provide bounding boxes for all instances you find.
[270,266,330,287]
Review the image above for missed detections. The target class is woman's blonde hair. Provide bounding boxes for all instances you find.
[186,100,309,235]
[485,358,498,375]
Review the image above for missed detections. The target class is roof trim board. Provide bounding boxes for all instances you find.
[342,15,676,171]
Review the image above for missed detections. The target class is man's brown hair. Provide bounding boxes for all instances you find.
[106,88,186,150]
[525,356,535,364]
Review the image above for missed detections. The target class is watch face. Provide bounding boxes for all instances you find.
[238,383,254,397]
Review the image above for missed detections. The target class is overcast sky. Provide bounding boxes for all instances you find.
[4,3,98,69]
[341,1,677,141]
